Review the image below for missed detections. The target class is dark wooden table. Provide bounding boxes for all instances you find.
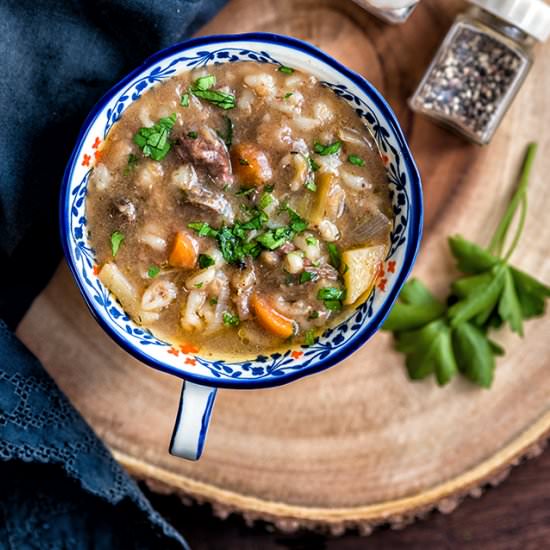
[145,444,550,549]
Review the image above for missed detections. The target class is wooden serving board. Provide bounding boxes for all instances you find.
[17,0,550,534]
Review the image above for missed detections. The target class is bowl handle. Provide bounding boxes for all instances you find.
[169,381,217,460]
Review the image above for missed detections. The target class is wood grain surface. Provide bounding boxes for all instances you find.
[16,0,550,535]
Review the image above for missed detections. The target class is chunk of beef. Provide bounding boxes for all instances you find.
[175,127,232,186]
[171,165,234,224]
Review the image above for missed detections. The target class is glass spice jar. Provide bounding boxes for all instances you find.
[351,0,420,24]
[409,0,550,145]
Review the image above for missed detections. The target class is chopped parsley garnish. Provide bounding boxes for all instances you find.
[299,271,319,284]
[147,264,160,278]
[314,140,342,156]
[187,131,198,139]
[235,187,255,196]
[198,254,215,269]
[278,65,294,74]
[239,158,250,166]
[216,116,233,147]
[283,92,293,99]
[304,179,317,192]
[259,192,274,210]
[194,75,216,90]
[327,243,341,270]
[223,311,240,327]
[123,153,139,176]
[209,297,218,306]
[190,74,236,110]
[187,222,218,238]
[304,329,316,346]
[180,93,190,107]
[286,206,308,233]
[188,207,306,263]
[318,287,344,311]
[195,282,204,288]
[309,157,321,172]
[348,154,365,167]
[110,231,124,257]
[265,185,275,193]
[133,113,177,161]
[308,310,320,320]
[306,236,318,246]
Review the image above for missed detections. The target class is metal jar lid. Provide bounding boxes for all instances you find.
[469,0,550,41]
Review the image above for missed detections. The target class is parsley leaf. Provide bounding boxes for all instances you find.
[309,157,320,172]
[123,153,139,176]
[383,143,550,389]
[194,75,216,90]
[304,329,316,346]
[313,141,341,156]
[304,179,317,192]
[110,231,124,257]
[278,65,294,74]
[259,192,274,210]
[348,154,365,167]
[299,271,319,284]
[187,222,218,238]
[326,243,341,270]
[133,113,177,161]
[198,254,215,269]
[223,311,240,327]
[187,131,198,139]
[180,93,190,107]
[147,264,160,278]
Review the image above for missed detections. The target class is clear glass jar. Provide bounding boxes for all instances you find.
[351,0,420,24]
[409,6,535,144]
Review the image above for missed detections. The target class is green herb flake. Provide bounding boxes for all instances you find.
[304,329,316,346]
[223,311,240,327]
[348,154,365,167]
[216,116,233,147]
[278,65,294,74]
[283,92,293,99]
[188,221,218,238]
[209,297,218,306]
[133,113,177,161]
[147,264,160,278]
[180,93,190,107]
[187,131,198,139]
[198,254,215,269]
[309,157,321,172]
[299,271,319,284]
[195,282,204,289]
[193,75,216,91]
[318,287,345,301]
[259,192,274,210]
[313,141,342,156]
[304,179,317,192]
[239,158,250,166]
[308,310,320,320]
[306,236,318,246]
[110,231,124,257]
[327,243,341,270]
[236,187,255,196]
[123,153,139,176]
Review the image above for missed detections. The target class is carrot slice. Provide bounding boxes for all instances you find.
[169,231,198,269]
[251,294,294,338]
[231,143,272,187]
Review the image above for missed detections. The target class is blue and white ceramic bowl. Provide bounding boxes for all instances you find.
[60,33,423,460]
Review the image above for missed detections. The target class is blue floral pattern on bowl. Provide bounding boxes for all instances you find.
[60,33,423,389]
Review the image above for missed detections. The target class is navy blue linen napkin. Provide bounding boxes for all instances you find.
[0,1,227,548]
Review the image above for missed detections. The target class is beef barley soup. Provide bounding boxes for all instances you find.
[87,61,392,357]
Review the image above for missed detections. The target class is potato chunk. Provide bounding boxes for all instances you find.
[342,245,387,305]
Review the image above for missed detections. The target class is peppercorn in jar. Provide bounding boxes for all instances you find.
[409,0,550,145]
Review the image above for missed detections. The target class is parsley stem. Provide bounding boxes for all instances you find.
[503,194,527,262]
[487,142,537,258]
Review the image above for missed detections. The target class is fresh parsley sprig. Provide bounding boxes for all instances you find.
[383,143,550,388]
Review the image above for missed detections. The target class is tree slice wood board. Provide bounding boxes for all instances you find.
[16,0,550,534]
